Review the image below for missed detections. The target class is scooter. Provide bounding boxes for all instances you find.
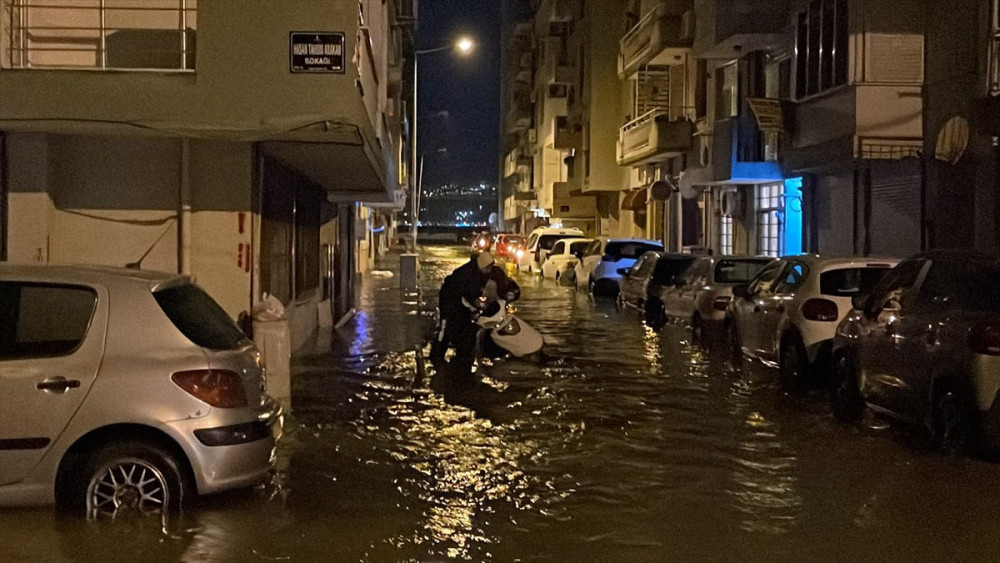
[475,299,545,359]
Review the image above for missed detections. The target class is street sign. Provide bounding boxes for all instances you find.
[290,32,345,73]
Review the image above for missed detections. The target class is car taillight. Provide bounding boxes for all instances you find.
[802,298,840,322]
[172,370,248,408]
[713,296,731,311]
[516,249,525,259]
[969,323,1000,356]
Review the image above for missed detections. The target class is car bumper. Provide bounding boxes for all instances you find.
[171,397,283,495]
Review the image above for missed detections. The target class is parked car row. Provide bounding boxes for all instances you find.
[543,246,1000,459]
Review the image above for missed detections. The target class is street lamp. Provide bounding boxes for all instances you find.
[410,36,475,249]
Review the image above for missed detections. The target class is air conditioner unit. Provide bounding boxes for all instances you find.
[680,10,695,41]
[720,190,744,218]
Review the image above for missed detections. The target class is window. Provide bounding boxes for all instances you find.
[551,241,565,255]
[862,259,926,316]
[819,267,893,298]
[585,239,603,256]
[154,284,247,350]
[604,241,662,260]
[774,263,809,294]
[715,259,772,284]
[756,183,784,257]
[569,241,590,255]
[716,62,739,119]
[0,283,97,360]
[914,259,1000,314]
[4,0,197,70]
[719,215,734,255]
[795,0,848,98]
[749,260,787,295]
[652,257,696,285]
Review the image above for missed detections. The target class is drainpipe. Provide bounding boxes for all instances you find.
[178,139,191,275]
[0,133,7,262]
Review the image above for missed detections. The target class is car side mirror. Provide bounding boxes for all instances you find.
[732,283,750,299]
[617,267,632,277]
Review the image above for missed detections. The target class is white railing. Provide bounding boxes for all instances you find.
[4,0,196,70]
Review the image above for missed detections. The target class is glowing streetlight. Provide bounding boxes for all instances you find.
[410,36,476,250]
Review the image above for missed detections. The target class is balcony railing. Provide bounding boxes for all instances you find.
[4,0,197,70]
[618,1,693,78]
[617,108,694,166]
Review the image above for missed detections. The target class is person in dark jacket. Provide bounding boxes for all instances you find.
[430,251,519,377]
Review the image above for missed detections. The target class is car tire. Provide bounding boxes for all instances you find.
[931,383,977,455]
[830,352,865,422]
[644,300,666,331]
[726,318,742,359]
[691,313,703,342]
[778,334,810,385]
[68,440,190,519]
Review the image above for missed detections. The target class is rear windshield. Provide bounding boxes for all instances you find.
[918,259,1000,313]
[652,257,696,284]
[538,234,582,250]
[820,267,893,297]
[605,241,663,260]
[502,236,524,245]
[569,241,590,254]
[714,259,772,284]
[154,284,247,350]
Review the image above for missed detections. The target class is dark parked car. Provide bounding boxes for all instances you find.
[617,251,698,312]
[831,251,1000,456]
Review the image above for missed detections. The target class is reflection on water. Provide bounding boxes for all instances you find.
[9,245,1000,561]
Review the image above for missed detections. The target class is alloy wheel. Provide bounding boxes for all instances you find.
[87,457,170,519]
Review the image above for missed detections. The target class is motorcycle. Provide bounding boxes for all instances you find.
[474,299,544,360]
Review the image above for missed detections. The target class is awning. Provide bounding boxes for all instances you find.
[620,188,648,212]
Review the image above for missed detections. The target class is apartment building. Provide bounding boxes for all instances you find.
[0,0,415,348]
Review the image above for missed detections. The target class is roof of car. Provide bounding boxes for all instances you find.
[774,254,900,268]
[911,249,1000,262]
[0,263,186,286]
[602,237,662,245]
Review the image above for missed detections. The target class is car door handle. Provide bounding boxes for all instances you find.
[36,377,81,393]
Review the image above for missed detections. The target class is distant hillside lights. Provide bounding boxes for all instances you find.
[423,181,498,197]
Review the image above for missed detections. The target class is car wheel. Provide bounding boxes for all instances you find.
[74,441,189,519]
[830,353,865,422]
[931,384,976,455]
[644,300,666,330]
[779,334,809,384]
[691,314,703,342]
[726,318,741,358]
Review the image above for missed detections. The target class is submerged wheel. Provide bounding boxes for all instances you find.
[68,440,189,519]
[691,314,704,342]
[931,385,976,455]
[779,335,809,383]
[830,353,864,422]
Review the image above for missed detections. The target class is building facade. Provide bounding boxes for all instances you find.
[0,0,415,348]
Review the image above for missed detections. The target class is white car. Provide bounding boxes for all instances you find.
[573,237,663,295]
[517,227,586,274]
[0,264,282,516]
[541,238,593,281]
[725,255,898,382]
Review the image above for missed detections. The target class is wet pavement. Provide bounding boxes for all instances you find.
[6,244,1000,562]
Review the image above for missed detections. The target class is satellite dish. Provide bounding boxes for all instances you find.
[935,116,970,164]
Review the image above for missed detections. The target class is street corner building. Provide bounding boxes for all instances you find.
[498,0,1000,258]
[0,0,418,349]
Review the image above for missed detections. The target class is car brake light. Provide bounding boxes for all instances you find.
[969,322,1000,356]
[713,296,731,311]
[172,370,248,408]
[802,298,840,322]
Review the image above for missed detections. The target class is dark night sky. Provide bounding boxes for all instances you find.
[416,0,502,189]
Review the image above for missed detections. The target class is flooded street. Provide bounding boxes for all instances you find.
[5,245,1000,562]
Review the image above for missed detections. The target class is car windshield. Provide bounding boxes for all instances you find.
[714,259,772,284]
[820,267,893,297]
[154,284,247,350]
[538,234,581,250]
[605,242,662,260]
[917,259,1000,313]
[569,241,590,254]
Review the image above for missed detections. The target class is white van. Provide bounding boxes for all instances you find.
[517,227,586,274]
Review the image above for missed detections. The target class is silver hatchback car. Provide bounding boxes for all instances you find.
[0,265,282,517]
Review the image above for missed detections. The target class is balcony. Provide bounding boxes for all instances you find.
[552,181,597,218]
[619,2,693,78]
[696,0,790,59]
[617,109,694,166]
[504,148,533,178]
[547,0,575,22]
[538,49,577,86]
[547,115,583,150]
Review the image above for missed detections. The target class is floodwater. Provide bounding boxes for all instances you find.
[5,245,1000,562]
